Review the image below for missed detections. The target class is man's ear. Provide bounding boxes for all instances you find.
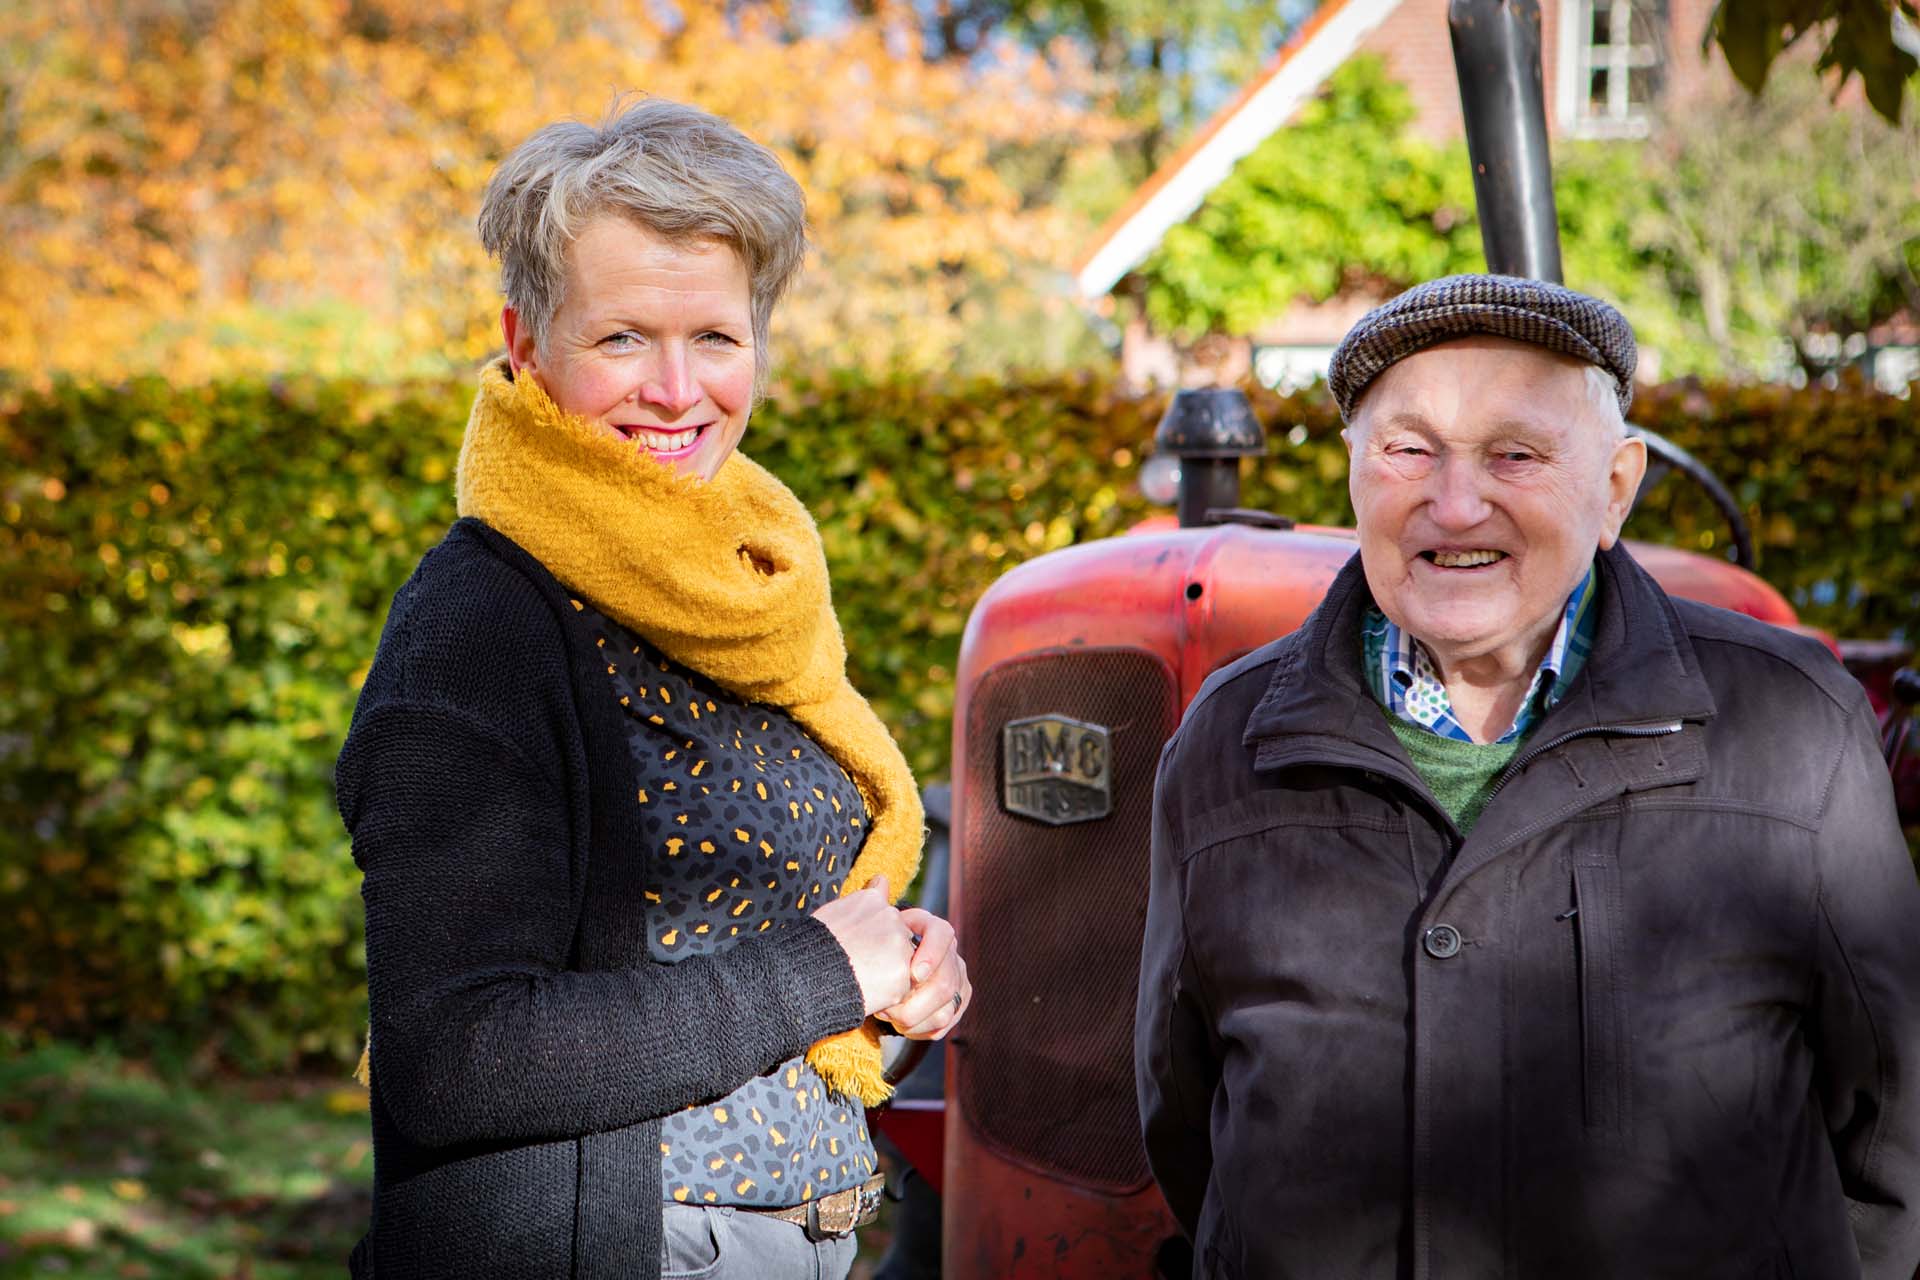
[1341,425,1355,459]
[1596,432,1648,550]
[502,306,539,377]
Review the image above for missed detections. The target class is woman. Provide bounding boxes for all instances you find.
[337,97,970,1280]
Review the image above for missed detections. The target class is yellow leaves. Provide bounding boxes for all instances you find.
[171,622,231,660]
[0,0,1117,381]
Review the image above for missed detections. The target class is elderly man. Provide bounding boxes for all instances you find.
[1136,275,1920,1278]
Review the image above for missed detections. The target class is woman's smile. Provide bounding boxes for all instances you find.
[616,421,711,458]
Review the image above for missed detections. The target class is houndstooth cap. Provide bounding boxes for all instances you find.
[1327,274,1636,421]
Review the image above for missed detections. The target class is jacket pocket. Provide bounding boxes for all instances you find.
[1200,1239,1241,1280]
[1572,860,1630,1138]
[1194,1185,1241,1280]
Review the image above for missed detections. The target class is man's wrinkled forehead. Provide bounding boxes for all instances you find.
[1349,335,1597,434]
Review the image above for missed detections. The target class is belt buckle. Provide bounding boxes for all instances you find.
[856,1177,884,1228]
[803,1191,854,1241]
[801,1179,883,1241]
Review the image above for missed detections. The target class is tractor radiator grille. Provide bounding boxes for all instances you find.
[955,647,1177,1193]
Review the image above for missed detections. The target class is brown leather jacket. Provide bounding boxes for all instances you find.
[1137,544,1920,1279]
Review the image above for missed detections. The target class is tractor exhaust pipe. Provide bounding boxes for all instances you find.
[1449,0,1563,282]
[1154,388,1266,529]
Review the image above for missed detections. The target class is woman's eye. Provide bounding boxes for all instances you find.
[600,331,641,349]
[697,331,741,346]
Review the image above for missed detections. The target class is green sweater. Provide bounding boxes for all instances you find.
[1389,718,1523,834]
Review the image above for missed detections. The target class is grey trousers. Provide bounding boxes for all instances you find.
[660,1202,858,1280]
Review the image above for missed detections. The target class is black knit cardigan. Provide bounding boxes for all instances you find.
[335,518,866,1279]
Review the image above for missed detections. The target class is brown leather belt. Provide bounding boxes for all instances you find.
[740,1174,886,1241]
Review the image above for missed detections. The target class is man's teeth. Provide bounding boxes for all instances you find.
[634,427,699,451]
[1430,550,1504,568]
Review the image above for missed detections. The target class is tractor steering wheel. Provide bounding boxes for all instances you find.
[1628,426,1756,572]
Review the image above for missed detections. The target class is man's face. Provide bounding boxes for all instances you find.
[1344,337,1646,672]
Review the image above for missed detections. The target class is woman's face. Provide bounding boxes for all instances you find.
[504,215,756,482]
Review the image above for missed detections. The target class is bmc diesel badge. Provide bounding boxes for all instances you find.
[1002,715,1113,825]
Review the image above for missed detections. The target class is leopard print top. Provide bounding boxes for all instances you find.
[578,600,878,1209]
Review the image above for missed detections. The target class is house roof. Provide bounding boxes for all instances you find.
[1072,0,1405,300]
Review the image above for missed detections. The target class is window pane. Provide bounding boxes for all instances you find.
[1628,64,1662,104]
[1590,67,1611,111]
[1590,0,1611,45]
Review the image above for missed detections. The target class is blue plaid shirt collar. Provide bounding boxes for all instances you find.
[1361,564,1598,745]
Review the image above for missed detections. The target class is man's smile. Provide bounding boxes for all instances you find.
[1417,548,1509,569]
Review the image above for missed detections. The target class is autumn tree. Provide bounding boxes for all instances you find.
[0,0,1123,384]
[862,0,1310,175]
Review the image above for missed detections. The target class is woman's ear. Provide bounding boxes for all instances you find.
[502,306,539,377]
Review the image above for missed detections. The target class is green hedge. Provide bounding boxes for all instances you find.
[2,369,1915,1065]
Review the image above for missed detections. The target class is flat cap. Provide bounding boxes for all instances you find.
[1327,273,1636,420]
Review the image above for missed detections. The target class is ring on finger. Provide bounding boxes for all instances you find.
[952,991,963,1013]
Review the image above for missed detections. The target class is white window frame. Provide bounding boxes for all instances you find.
[1252,344,1336,396]
[1556,0,1666,138]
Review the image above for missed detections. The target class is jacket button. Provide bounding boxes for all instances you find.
[1423,924,1462,958]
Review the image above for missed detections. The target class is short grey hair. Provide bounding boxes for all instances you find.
[478,96,808,382]
[1581,364,1627,441]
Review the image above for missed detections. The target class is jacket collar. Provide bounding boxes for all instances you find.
[1244,542,1718,762]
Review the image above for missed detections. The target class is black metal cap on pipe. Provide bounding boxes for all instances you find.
[1449,0,1563,282]
[1152,388,1265,460]
[1153,388,1265,528]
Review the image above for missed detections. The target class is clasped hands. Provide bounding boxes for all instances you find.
[812,874,970,1040]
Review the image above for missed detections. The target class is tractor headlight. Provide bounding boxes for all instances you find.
[1137,452,1181,505]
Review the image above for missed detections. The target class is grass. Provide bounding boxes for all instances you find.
[0,1042,372,1279]
[0,1042,904,1278]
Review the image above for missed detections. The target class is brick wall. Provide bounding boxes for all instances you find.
[1360,0,1729,141]
[1366,0,1465,140]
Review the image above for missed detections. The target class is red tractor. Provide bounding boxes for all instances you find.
[871,4,1920,1276]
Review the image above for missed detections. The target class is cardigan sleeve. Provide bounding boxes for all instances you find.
[337,536,866,1150]
[344,703,862,1150]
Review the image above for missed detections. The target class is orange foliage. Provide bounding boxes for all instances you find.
[0,0,1122,383]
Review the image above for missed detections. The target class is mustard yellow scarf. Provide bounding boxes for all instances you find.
[360,357,922,1107]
